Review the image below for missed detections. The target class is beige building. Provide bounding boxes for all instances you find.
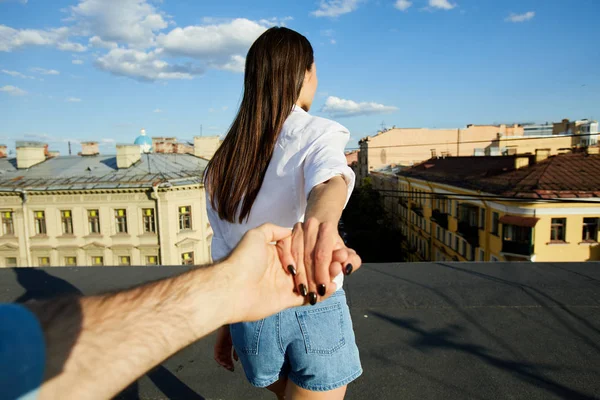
[357,124,523,184]
[358,119,599,185]
[0,140,214,268]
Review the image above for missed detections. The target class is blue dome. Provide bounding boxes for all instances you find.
[134,135,152,146]
[134,129,153,153]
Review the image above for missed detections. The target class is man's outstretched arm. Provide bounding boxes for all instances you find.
[25,224,319,400]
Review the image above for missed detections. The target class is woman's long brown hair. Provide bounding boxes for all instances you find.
[205,27,314,223]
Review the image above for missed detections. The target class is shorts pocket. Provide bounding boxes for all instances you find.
[296,302,346,355]
[230,319,265,356]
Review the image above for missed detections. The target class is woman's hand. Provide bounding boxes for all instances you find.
[277,219,361,305]
[214,325,238,371]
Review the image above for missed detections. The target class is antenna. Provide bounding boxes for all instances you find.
[380,121,387,131]
[200,124,203,137]
[68,141,72,155]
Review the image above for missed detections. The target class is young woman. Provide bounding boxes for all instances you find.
[205,27,362,399]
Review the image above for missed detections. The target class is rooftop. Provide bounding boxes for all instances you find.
[0,153,208,192]
[1,262,599,399]
[398,152,600,199]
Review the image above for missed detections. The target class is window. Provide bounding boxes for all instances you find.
[179,206,192,230]
[181,251,194,265]
[454,235,459,251]
[88,210,100,234]
[65,256,77,267]
[143,208,156,233]
[479,208,486,230]
[38,257,50,267]
[2,211,14,235]
[455,201,459,218]
[92,256,104,266]
[61,210,73,235]
[478,248,485,262]
[146,255,158,266]
[115,209,128,234]
[118,256,131,266]
[492,212,500,235]
[446,232,451,247]
[436,226,441,240]
[34,211,46,235]
[5,257,17,268]
[504,225,531,243]
[550,218,567,242]
[582,218,598,242]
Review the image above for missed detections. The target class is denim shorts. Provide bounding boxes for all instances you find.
[230,289,362,392]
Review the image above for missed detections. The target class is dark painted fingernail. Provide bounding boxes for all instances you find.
[318,284,326,296]
[345,264,353,275]
[287,265,297,276]
[308,292,317,305]
[299,284,308,297]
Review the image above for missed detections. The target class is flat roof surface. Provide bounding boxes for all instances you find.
[1,262,599,399]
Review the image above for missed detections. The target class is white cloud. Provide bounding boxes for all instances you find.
[157,18,274,72]
[330,39,337,45]
[153,108,163,113]
[31,67,60,75]
[72,59,84,65]
[394,0,412,11]
[88,35,118,49]
[321,96,398,118]
[505,11,535,23]
[428,0,455,10]
[1,69,34,79]
[311,0,361,17]
[69,0,168,48]
[0,24,85,52]
[95,47,203,81]
[0,85,27,96]
[66,97,82,102]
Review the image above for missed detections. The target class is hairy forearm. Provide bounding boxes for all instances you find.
[28,265,232,400]
[305,176,347,224]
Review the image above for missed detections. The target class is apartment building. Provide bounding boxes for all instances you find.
[357,124,524,183]
[358,119,599,185]
[0,140,213,267]
[371,149,600,263]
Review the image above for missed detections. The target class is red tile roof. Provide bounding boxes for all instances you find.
[398,152,600,199]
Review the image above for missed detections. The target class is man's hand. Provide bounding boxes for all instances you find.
[220,224,308,323]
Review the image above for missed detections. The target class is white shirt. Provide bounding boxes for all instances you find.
[207,105,355,289]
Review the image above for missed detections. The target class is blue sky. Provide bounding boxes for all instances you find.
[1,0,599,154]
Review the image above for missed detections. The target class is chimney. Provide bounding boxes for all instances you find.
[0,145,7,158]
[16,141,47,169]
[514,156,530,169]
[81,141,99,156]
[116,144,141,169]
[535,148,551,163]
[194,136,221,160]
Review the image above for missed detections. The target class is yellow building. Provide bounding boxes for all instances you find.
[0,140,214,267]
[371,149,600,262]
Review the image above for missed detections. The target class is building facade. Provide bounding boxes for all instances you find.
[0,141,213,268]
[371,150,600,263]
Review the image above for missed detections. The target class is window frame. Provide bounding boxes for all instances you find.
[61,210,74,235]
[179,206,192,231]
[88,209,101,234]
[5,257,17,268]
[142,208,156,233]
[2,211,14,235]
[491,212,500,236]
[115,209,128,234]
[33,210,47,235]
[582,218,599,242]
[550,218,567,242]
[181,251,194,266]
[38,256,50,267]
[64,256,77,267]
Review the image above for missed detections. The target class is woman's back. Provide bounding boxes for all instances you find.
[207,105,355,262]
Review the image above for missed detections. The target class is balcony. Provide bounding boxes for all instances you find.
[2,263,600,399]
[502,240,534,257]
[411,204,423,217]
[457,220,480,247]
[431,209,449,230]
